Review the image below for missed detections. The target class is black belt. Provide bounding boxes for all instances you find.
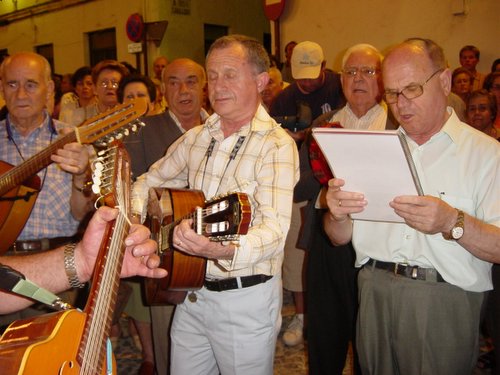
[8,237,77,254]
[204,274,273,292]
[365,259,446,283]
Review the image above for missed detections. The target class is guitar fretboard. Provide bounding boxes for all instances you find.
[0,132,76,196]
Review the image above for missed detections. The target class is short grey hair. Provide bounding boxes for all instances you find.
[206,34,270,75]
[341,44,383,69]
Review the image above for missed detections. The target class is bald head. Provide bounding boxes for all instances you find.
[1,52,52,82]
[163,58,206,86]
[382,39,451,144]
[0,52,54,129]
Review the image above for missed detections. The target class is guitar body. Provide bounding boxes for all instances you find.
[0,310,116,375]
[144,188,252,305]
[0,160,40,255]
[145,189,207,305]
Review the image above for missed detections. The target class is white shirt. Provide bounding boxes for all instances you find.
[353,108,499,292]
[330,101,388,130]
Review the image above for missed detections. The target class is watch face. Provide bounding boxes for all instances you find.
[452,226,464,239]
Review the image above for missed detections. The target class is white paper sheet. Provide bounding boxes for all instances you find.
[312,128,422,223]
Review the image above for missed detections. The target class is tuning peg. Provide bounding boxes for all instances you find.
[92,175,102,185]
[93,169,103,178]
[91,184,101,195]
[93,161,104,171]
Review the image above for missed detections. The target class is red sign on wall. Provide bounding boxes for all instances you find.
[126,13,144,43]
[263,0,286,21]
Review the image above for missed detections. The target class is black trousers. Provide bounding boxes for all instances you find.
[306,209,360,375]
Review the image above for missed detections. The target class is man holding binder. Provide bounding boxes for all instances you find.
[323,38,500,375]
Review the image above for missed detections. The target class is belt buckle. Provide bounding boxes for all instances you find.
[411,266,419,280]
[41,238,50,251]
[394,262,407,276]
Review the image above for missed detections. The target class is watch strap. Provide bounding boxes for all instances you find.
[442,209,464,241]
[64,243,85,288]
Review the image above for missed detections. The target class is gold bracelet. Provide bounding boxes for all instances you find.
[64,243,85,288]
[72,179,92,193]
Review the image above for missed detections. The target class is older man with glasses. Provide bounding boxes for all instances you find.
[297,43,397,375]
[323,38,500,375]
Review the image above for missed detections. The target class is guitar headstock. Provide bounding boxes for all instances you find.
[75,98,148,147]
[91,141,131,209]
[200,192,251,241]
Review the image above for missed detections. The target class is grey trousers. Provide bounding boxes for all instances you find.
[357,266,484,375]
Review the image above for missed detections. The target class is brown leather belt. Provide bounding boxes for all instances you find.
[8,237,77,254]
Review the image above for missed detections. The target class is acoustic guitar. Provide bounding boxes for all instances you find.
[0,98,147,255]
[144,188,251,305]
[0,142,132,374]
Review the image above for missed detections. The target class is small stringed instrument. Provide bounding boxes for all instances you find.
[144,188,251,305]
[0,98,147,255]
[0,142,132,374]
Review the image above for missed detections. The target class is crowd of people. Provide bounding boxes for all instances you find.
[0,35,498,375]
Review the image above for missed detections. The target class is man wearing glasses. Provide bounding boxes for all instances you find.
[300,43,397,375]
[323,38,499,375]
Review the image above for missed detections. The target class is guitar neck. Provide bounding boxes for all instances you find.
[0,132,76,196]
[158,210,198,252]
[0,98,149,197]
[78,215,129,372]
[77,143,131,373]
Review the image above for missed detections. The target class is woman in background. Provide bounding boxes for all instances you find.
[59,66,96,126]
[466,89,498,140]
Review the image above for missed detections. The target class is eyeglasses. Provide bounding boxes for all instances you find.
[384,69,443,104]
[99,80,119,89]
[342,66,378,78]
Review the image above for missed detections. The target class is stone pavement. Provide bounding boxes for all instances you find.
[114,289,491,375]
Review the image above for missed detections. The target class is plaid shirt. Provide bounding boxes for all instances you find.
[0,112,80,240]
[132,104,299,278]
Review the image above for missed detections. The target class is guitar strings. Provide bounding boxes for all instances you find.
[81,149,130,374]
[82,213,128,374]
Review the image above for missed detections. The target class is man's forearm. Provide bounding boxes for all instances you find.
[323,212,353,246]
[457,213,500,263]
[0,248,69,314]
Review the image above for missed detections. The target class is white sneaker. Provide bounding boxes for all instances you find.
[282,314,304,346]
